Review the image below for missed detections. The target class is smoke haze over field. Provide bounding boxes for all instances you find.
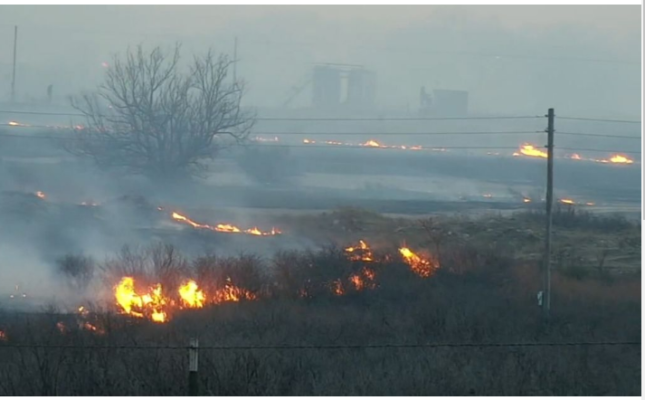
[0,5,640,117]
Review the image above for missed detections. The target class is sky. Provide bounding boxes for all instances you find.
[0,5,641,117]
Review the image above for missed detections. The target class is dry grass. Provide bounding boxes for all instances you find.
[0,207,640,395]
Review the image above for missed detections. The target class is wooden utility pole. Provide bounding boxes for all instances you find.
[11,25,18,103]
[543,108,555,318]
[188,338,199,395]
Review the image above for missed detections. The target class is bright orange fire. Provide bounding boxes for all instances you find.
[517,144,548,159]
[399,247,438,278]
[362,140,384,148]
[114,277,167,323]
[608,154,634,164]
[348,267,376,291]
[171,212,281,236]
[560,199,575,205]
[35,191,46,199]
[178,280,206,308]
[345,240,374,262]
[570,153,582,160]
[114,276,258,322]
[8,121,20,126]
[523,198,532,203]
[303,139,315,144]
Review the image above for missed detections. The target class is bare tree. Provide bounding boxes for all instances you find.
[69,44,254,180]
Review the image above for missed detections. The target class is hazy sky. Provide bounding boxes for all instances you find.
[0,5,640,117]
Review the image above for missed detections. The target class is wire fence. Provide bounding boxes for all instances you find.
[0,341,640,351]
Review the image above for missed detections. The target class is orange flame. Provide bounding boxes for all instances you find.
[345,240,374,262]
[560,199,575,205]
[362,140,384,148]
[303,139,315,144]
[171,212,281,236]
[518,144,548,159]
[35,191,46,199]
[608,154,634,164]
[212,278,257,304]
[114,277,167,323]
[399,247,438,278]
[8,121,20,126]
[178,280,206,308]
[570,153,582,160]
[523,198,532,203]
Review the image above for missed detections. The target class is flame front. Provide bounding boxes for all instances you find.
[114,277,167,323]
[35,191,46,199]
[172,211,281,236]
[608,154,634,164]
[518,144,548,159]
[178,280,205,308]
[560,199,575,205]
[399,247,438,278]
[345,240,374,262]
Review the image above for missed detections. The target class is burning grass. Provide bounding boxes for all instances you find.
[0,239,639,395]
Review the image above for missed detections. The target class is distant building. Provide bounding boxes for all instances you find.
[312,66,342,110]
[311,64,376,112]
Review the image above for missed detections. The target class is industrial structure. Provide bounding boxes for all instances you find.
[283,63,377,112]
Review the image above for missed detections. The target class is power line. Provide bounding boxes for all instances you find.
[556,146,641,155]
[0,109,543,121]
[556,132,641,140]
[0,126,543,136]
[558,116,642,124]
[0,341,639,351]
[253,131,542,136]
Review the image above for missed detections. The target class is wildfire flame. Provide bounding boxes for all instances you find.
[114,276,257,322]
[345,240,374,262]
[171,212,281,236]
[35,191,46,199]
[523,198,532,203]
[570,153,582,160]
[178,280,206,308]
[303,139,315,144]
[362,140,384,148]
[8,121,21,126]
[114,277,167,323]
[399,247,438,278]
[560,199,575,205]
[608,154,634,164]
[517,144,548,159]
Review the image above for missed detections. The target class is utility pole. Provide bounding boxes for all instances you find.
[233,36,238,84]
[543,108,555,318]
[11,25,18,103]
[188,338,199,395]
